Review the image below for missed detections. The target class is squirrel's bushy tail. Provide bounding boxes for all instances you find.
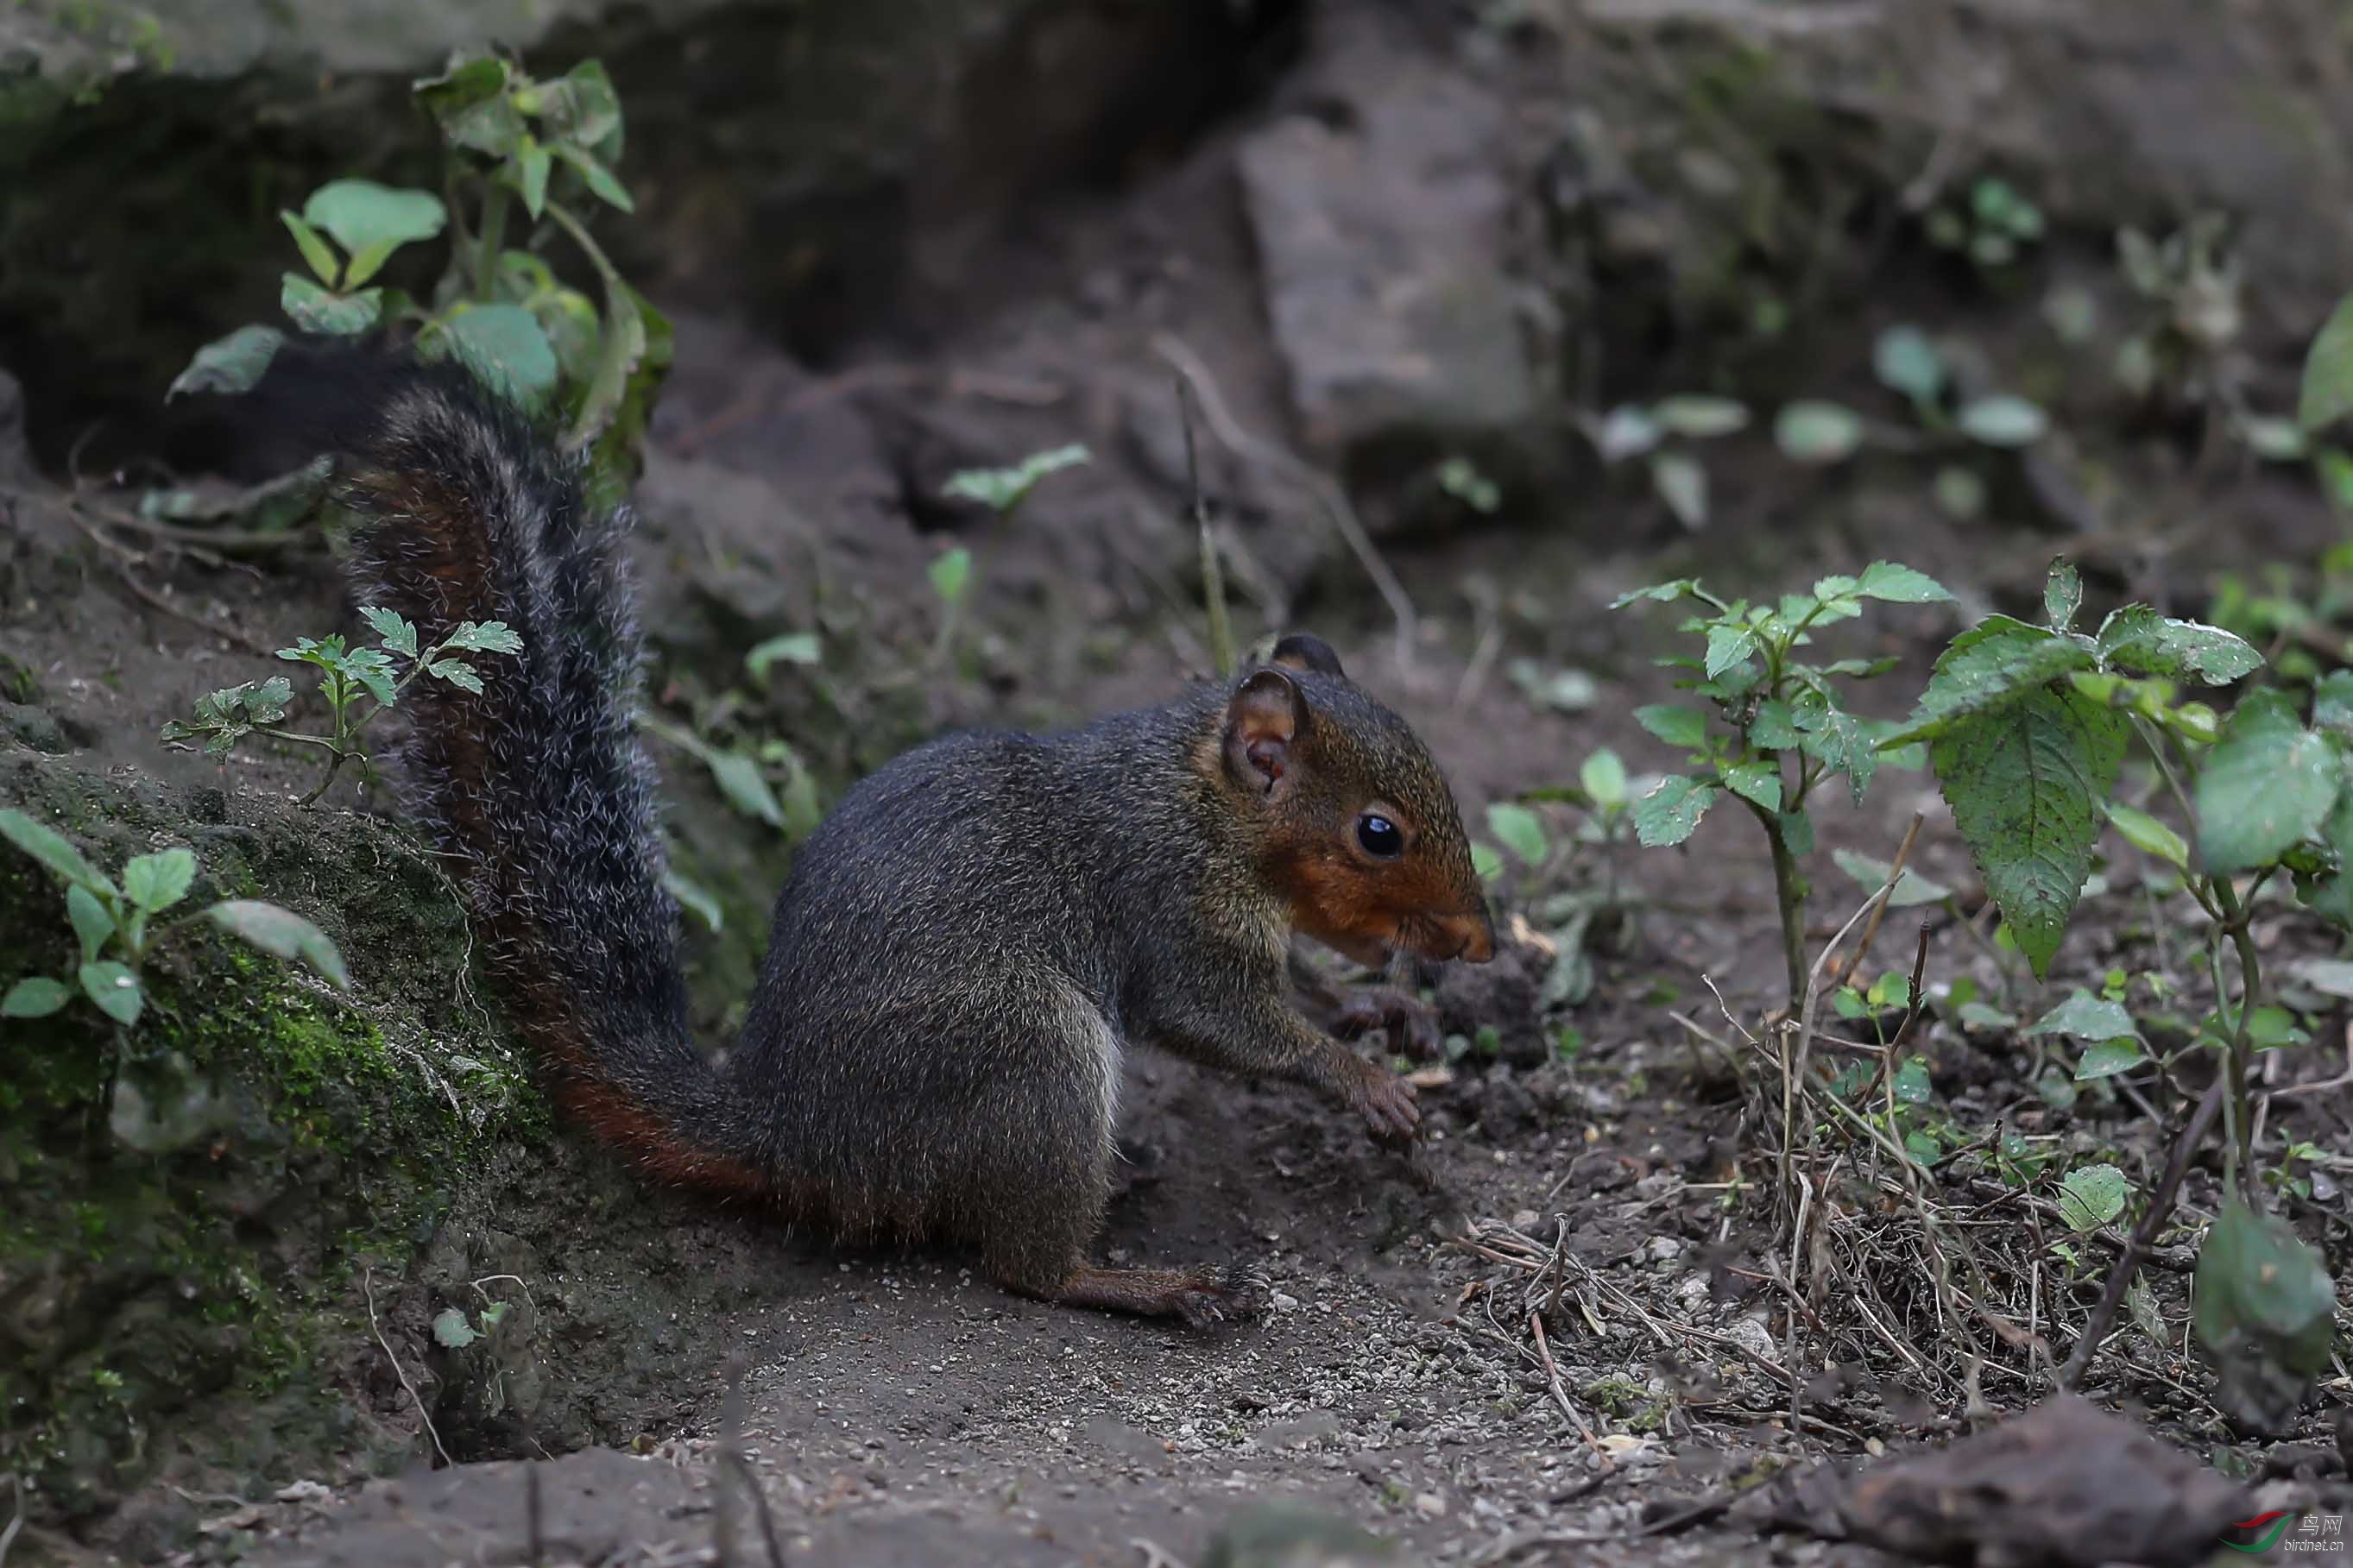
[253,348,766,1197]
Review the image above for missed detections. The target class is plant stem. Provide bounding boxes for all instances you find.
[475,185,508,301]
[2210,876,2263,1202]
[1761,802,1808,1015]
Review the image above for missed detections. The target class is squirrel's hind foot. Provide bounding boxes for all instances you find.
[1033,1262,1268,1328]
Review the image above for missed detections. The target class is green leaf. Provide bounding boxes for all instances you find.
[1650,395,1748,438]
[2044,560,2082,633]
[568,264,650,451]
[2103,799,2188,869]
[160,679,293,759]
[1486,803,1549,866]
[1853,561,1954,605]
[929,547,974,606]
[1872,324,1946,405]
[1722,760,1782,813]
[432,1307,479,1350]
[1593,404,1662,462]
[3,976,72,1017]
[1648,451,1706,528]
[123,848,196,913]
[1774,400,1864,464]
[441,620,523,656]
[2313,670,2353,736]
[1750,699,1799,750]
[2093,605,2262,685]
[66,885,113,963]
[426,658,483,694]
[1471,841,1504,881]
[205,901,350,988]
[414,56,525,156]
[302,180,445,275]
[1932,465,1986,520]
[2299,290,2353,431]
[514,135,552,218]
[280,274,381,337]
[662,864,724,934]
[439,304,560,408]
[1891,1056,1932,1105]
[79,960,142,1026]
[1958,394,2049,447]
[1957,1000,2018,1032]
[2195,1198,2337,1430]
[167,324,287,401]
[1633,777,1718,847]
[1889,616,2095,745]
[2028,989,2139,1042]
[341,648,399,707]
[2075,1038,2145,1083]
[1609,579,1698,609]
[552,143,634,212]
[707,752,785,828]
[363,607,420,658]
[1634,704,1709,749]
[941,445,1091,513]
[0,808,113,896]
[280,210,341,287]
[1580,749,1629,808]
[746,633,822,677]
[1929,686,2128,979]
[536,59,625,155]
[2194,689,2341,873]
[1792,693,1879,806]
[2057,1164,2128,1231]
[1830,848,1952,908]
[1704,623,1757,680]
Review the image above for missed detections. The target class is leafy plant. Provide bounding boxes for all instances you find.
[163,608,522,803]
[1925,175,2043,270]
[930,444,1091,664]
[1582,396,1749,529]
[1614,562,1952,1011]
[2,809,346,1032]
[168,53,668,494]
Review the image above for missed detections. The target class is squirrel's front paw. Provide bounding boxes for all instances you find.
[1329,986,1442,1059]
[1347,1061,1421,1143]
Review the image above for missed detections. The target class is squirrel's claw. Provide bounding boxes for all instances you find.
[1329,986,1444,1060]
[1347,1063,1422,1143]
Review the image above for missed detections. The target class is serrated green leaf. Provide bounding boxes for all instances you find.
[746,633,822,677]
[1791,693,1878,806]
[2028,989,2139,1042]
[1651,395,1748,438]
[280,210,340,287]
[1633,776,1718,847]
[426,658,483,694]
[0,808,113,896]
[2195,689,2341,873]
[537,58,624,154]
[2044,560,2082,633]
[1774,400,1864,464]
[1873,324,1946,405]
[1958,394,2049,447]
[1853,561,1954,605]
[205,900,350,988]
[167,324,286,401]
[66,884,113,963]
[438,303,559,408]
[415,56,524,156]
[280,273,380,337]
[363,607,420,658]
[2095,604,2262,685]
[1580,749,1629,807]
[2299,290,2353,431]
[79,960,142,1025]
[1634,704,1709,749]
[442,620,523,656]
[123,848,196,913]
[1610,579,1698,609]
[1723,760,1782,813]
[1748,699,1799,750]
[2103,799,2187,868]
[1889,616,2095,745]
[2,977,70,1017]
[2057,1164,2128,1231]
[1486,803,1549,867]
[1929,686,2128,979]
[1830,848,1952,907]
[1704,623,1757,680]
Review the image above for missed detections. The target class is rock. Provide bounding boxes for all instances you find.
[1236,16,1536,469]
[1202,1502,1402,1568]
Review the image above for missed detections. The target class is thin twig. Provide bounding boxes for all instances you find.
[1176,376,1236,679]
[363,1267,451,1467]
[1530,1309,1613,1467]
[2060,1074,2228,1391]
[0,1472,22,1568]
[1150,333,1418,670]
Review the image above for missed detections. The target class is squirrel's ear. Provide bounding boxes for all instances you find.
[1224,668,1309,794]
[1269,633,1346,679]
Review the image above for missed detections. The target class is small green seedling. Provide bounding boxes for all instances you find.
[1583,395,1749,529]
[163,608,522,803]
[930,444,1092,664]
[1925,175,2043,269]
[1,809,346,1030]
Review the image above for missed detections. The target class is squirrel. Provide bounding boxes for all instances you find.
[242,348,1497,1326]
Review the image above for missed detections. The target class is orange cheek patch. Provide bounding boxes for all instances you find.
[1272,853,1401,953]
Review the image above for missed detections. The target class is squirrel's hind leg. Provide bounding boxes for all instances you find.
[1024,1262,1269,1328]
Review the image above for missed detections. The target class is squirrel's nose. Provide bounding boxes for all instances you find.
[1442,909,1497,965]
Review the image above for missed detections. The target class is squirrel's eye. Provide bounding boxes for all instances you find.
[1356,813,1404,859]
